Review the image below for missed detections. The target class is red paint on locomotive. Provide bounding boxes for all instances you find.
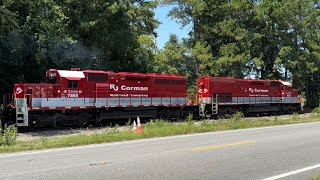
[197,76,301,117]
[12,69,189,127]
[197,76,299,98]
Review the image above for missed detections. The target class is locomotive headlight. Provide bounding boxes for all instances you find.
[48,73,56,78]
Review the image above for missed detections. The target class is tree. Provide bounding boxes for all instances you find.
[162,0,253,78]
[0,0,159,96]
[0,1,23,94]
[163,0,320,107]
[63,0,159,72]
[154,35,189,75]
[154,35,213,92]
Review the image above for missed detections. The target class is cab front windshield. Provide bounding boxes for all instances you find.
[47,71,58,84]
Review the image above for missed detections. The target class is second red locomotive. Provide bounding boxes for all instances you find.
[197,77,302,118]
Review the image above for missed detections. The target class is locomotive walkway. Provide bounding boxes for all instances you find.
[1,122,320,179]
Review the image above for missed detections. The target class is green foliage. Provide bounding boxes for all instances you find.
[232,112,244,121]
[112,124,120,133]
[312,176,320,180]
[154,35,190,75]
[186,113,194,125]
[291,113,299,121]
[144,119,170,129]
[153,35,213,88]
[191,41,214,76]
[0,125,18,146]
[311,107,320,119]
[312,107,320,114]
[162,0,320,107]
[163,0,253,78]
[63,0,159,72]
[126,118,132,127]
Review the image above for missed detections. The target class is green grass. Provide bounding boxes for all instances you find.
[0,113,320,153]
[312,176,320,180]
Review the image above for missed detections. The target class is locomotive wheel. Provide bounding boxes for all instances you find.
[158,109,170,120]
[212,114,218,120]
[288,106,293,114]
[177,110,186,121]
[218,114,226,119]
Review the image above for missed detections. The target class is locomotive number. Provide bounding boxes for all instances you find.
[67,93,79,98]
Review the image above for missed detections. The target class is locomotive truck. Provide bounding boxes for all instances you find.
[1,68,302,128]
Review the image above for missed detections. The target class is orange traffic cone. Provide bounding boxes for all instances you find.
[136,116,143,134]
[131,120,137,133]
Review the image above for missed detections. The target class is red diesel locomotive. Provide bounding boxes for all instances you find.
[197,77,302,118]
[2,69,302,128]
[11,69,195,127]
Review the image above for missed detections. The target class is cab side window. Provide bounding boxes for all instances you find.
[68,80,78,88]
[73,81,78,88]
[286,87,291,93]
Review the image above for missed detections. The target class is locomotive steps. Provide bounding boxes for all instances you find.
[1,112,319,153]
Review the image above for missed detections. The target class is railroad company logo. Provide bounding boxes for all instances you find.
[63,90,80,94]
[109,84,148,91]
[198,88,208,93]
[16,87,23,94]
[248,88,269,93]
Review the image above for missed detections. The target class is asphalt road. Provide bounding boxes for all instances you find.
[1,122,320,180]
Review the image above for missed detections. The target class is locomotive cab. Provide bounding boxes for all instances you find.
[280,81,299,105]
[46,69,59,84]
[13,69,86,127]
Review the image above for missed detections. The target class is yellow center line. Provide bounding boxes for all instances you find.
[192,140,257,151]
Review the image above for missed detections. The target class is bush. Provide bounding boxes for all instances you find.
[232,112,244,121]
[312,107,320,114]
[186,113,194,125]
[126,118,132,127]
[0,123,18,146]
[291,113,299,121]
[144,119,170,129]
[312,176,320,180]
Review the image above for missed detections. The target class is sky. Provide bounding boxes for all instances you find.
[154,5,190,49]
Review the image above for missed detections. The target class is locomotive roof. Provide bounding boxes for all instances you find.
[203,76,292,86]
[280,81,292,86]
[81,70,185,78]
[57,70,85,78]
[52,69,185,79]
[83,70,107,73]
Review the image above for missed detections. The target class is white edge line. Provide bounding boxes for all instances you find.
[1,121,320,158]
[262,164,320,180]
